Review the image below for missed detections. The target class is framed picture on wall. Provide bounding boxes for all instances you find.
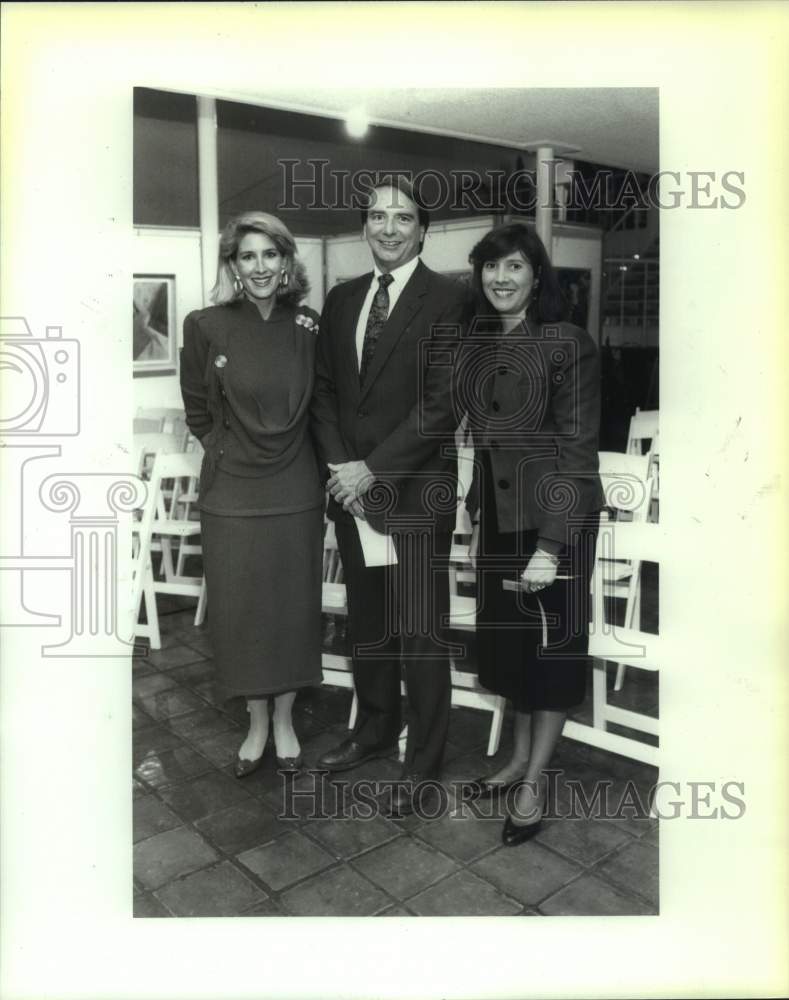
[133,274,176,375]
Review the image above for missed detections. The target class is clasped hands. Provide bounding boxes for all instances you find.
[521,550,559,593]
[469,524,559,592]
[327,461,374,519]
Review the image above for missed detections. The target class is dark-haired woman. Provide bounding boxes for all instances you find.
[180,211,323,777]
[454,223,604,845]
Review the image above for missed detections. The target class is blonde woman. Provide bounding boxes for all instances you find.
[180,211,323,777]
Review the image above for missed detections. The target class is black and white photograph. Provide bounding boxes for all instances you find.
[1,4,787,1000]
[130,83,662,920]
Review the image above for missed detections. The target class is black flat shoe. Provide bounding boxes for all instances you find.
[276,753,303,775]
[234,754,265,779]
[502,813,543,846]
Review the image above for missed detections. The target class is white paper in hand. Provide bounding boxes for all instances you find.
[354,515,398,567]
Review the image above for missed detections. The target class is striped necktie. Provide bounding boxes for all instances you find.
[359,273,394,385]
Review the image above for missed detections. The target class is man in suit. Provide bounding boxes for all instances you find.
[310,177,466,816]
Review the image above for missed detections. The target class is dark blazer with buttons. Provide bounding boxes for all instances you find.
[180,300,321,505]
[458,317,604,545]
[310,260,467,534]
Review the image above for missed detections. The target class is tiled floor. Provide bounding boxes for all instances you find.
[133,604,658,918]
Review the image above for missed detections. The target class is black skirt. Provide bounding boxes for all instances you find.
[475,454,598,712]
[200,507,324,702]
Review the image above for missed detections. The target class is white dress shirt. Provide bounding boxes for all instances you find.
[355,255,421,372]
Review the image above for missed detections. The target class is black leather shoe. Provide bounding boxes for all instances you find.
[276,753,303,775]
[316,739,396,773]
[502,813,543,846]
[234,754,265,779]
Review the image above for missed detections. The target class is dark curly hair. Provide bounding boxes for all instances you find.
[468,223,567,324]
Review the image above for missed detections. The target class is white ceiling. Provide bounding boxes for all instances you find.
[211,86,659,173]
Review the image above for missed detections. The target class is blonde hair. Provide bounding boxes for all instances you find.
[211,211,310,306]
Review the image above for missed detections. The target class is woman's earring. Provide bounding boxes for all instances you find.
[232,272,243,296]
[280,270,290,289]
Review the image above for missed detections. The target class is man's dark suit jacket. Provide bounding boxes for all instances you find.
[311,260,467,535]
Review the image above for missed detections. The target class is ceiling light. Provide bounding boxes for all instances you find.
[345,107,369,139]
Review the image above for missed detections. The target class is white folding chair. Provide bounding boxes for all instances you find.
[647,429,660,523]
[131,468,162,651]
[172,436,205,590]
[319,516,359,726]
[627,408,660,524]
[559,519,661,766]
[598,451,653,524]
[149,451,205,599]
[626,407,659,457]
[597,451,655,690]
[133,451,205,647]
[447,436,478,625]
[134,431,185,482]
[134,416,166,434]
[136,407,189,439]
[134,431,191,593]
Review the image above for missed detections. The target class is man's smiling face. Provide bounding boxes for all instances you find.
[363,184,425,273]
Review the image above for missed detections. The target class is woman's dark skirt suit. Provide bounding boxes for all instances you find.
[459,318,605,711]
[179,298,324,703]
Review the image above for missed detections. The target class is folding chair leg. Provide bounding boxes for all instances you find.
[398,723,408,763]
[486,695,505,756]
[175,540,188,578]
[593,658,608,729]
[160,537,176,582]
[142,566,161,650]
[632,580,642,630]
[615,562,643,691]
[194,577,207,627]
[348,690,359,731]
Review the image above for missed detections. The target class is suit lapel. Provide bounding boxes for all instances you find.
[337,274,371,395]
[359,260,428,401]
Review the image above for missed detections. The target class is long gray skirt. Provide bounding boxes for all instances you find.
[199,507,324,703]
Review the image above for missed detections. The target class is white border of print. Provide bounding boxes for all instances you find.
[1,4,787,1000]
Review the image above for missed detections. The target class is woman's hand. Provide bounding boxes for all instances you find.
[468,522,480,569]
[521,549,559,593]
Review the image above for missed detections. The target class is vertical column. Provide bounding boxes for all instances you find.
[39,474,146,657]
[197,96,220,306]
[535,145,555,258]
